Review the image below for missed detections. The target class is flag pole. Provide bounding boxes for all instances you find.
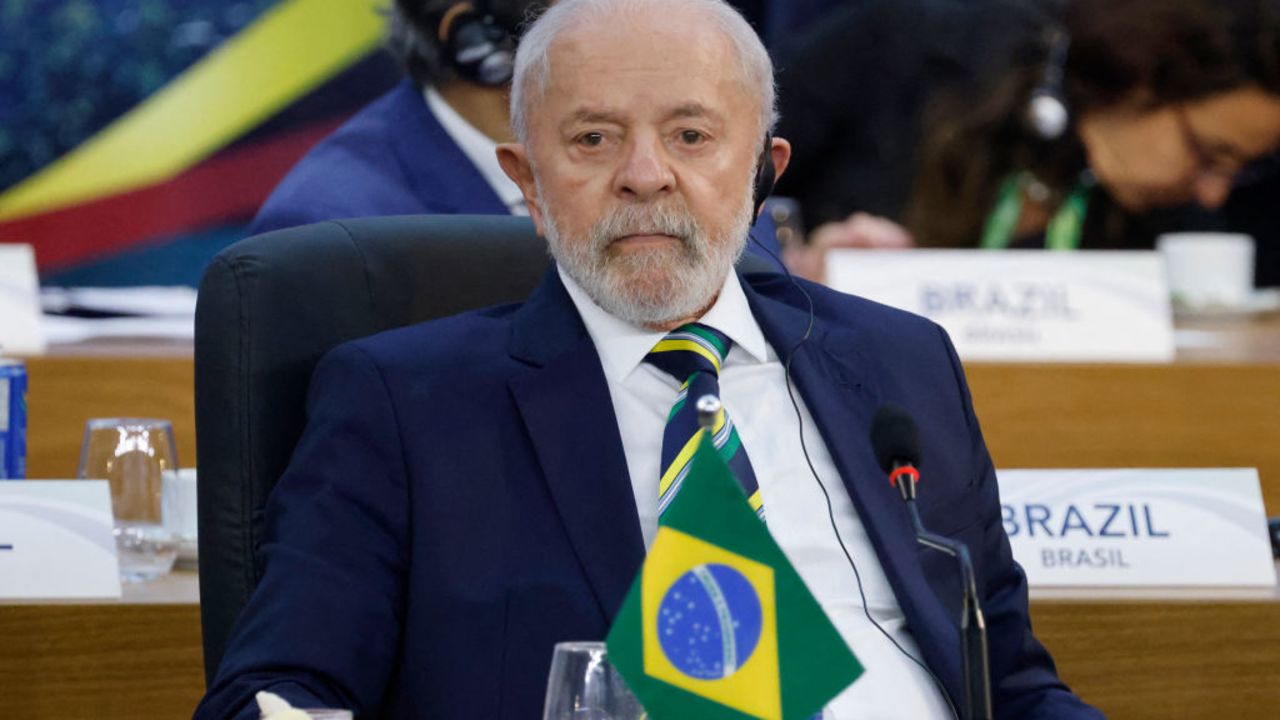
[695,394,721,433]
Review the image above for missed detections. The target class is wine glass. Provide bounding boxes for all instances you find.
[543,642,647,720]
[77,418,180,582]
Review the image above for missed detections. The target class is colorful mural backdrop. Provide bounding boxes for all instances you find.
[0,0,401,286]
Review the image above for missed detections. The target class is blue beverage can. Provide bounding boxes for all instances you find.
[0,357,27,480]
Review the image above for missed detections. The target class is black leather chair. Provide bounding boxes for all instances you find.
[193,214,780,682]
[194,215,550,682]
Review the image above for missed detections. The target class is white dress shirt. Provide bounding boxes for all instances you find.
[559,267,953,719]
[423,87,528,216]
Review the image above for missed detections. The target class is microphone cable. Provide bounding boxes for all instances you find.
[746,234,962,720]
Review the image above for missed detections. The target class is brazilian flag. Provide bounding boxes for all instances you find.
[606,433,863,719]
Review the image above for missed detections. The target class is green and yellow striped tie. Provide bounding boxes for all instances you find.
[644,323,763,520]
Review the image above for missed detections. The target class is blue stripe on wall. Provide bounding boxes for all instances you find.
[43,223,250,287]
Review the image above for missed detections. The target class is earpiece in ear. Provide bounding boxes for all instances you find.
[753,134,776,217]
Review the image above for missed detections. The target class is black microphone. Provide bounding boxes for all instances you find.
[870,402,922,503]
[870,403,993,720]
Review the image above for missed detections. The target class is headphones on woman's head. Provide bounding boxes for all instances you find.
[434,1,517,87]
[1027,23,1072,140]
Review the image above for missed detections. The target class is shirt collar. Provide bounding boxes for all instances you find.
[558,264,770,384]
[423,87,528,215]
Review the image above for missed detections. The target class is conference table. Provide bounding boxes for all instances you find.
[2,566,1277,719]
[4,311,1279,718]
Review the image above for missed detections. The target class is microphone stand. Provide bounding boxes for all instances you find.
[892,463,993,720]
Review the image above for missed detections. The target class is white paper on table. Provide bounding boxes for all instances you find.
[40,315,195,344]
[0,480,122,600]
[41,286,198,317]
[38,285,197,343]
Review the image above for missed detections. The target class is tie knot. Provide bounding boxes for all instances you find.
[644,323,733,382]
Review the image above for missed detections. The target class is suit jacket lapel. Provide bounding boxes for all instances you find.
[507,270,646,623]
[390,80,509,215]
[744,276,963,701]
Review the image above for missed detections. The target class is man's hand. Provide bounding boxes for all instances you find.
[783,212,915,283]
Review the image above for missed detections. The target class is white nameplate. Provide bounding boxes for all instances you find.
[0,481,121,599]
[827,250,1174,362]
[0,244,45,355]
[998,468,1275,587]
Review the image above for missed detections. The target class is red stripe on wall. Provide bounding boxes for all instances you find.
[0,117,347,271]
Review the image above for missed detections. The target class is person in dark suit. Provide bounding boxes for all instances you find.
[247,0,543,236]
[197,1,1100,718]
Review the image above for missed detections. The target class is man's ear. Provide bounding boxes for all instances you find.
[768,136,792,184]
[496,143,546,235]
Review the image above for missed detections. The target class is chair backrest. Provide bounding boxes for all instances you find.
[194,215,549,681]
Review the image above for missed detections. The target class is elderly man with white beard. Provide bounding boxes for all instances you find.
[196,1,1100,718]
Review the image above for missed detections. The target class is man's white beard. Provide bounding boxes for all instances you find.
[540,189,754,328]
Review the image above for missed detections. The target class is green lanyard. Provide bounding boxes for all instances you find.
[980,174,1092,251]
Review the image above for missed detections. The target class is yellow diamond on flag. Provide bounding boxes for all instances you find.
[641,527,781,720]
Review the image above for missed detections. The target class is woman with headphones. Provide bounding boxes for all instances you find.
[777,0,1280,287]
[909,0,1280,256]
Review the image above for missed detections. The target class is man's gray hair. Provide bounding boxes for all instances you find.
[509,0,777,146]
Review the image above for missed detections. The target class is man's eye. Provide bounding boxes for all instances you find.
[579,132,605,147]
[680,130,705,145]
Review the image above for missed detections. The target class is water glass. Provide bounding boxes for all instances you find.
[77,418,180,582]
[543,642,647,720]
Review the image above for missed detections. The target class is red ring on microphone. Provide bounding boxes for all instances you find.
[888,466,919,487]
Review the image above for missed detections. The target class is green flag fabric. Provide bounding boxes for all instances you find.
[606,431,863,719]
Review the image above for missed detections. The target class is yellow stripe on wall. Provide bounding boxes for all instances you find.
[0,0,387,221]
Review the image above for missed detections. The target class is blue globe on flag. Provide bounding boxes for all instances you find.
[657,563,763,680]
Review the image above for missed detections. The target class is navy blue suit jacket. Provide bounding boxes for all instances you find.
[248,80,508,237]
[196,270,1100,719]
